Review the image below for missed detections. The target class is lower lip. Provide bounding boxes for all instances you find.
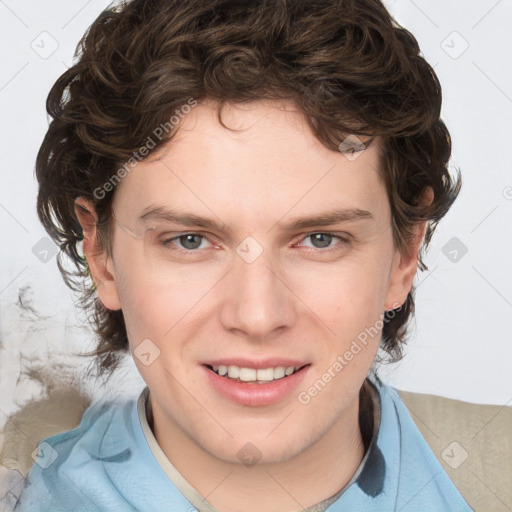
[203,365,310,407]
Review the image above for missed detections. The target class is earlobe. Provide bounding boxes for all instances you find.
[384,224,424,310]
[74,199,97,247]
[74,197,122,311]
[384,186,433,310]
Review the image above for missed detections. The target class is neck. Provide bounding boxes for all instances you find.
[148,389,370,512]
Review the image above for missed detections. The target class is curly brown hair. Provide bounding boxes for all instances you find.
[36,0,461,380]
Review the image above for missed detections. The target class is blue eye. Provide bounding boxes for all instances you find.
[160,232,349,254]
[162,234,210,251]
[298,233,349,251]
[306,233,335,249]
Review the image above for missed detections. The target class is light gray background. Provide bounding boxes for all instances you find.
[0,0,511,420]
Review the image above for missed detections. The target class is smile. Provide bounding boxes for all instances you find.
[206,364,305,383]
[203,362,311,406]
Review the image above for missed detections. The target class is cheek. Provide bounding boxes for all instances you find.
[292,253,391,337]
[113,253,221,343]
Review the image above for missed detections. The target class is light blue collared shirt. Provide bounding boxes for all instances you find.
[14,372,473,511]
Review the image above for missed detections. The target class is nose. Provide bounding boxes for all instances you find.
[219,246,297,341]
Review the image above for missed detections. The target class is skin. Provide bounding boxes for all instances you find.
[75,99,431,512]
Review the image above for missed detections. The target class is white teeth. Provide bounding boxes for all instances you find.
[273,367,286,379]
[239,368,257,381]
[227,366,240,378]
[210,364,303,382]
[257,368,274,381]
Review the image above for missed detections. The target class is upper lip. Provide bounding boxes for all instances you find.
[202,358,310,369]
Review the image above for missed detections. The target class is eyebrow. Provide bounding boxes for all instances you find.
[276,208,374,231]
[139,207,228,231]
[138,206,374,232]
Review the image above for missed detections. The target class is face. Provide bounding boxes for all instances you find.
[85,99,415,465]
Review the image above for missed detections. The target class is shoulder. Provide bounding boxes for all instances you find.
[1,386,91,479]
[395,387,512,512]
[12,395,137,511]
[10,388,196,512]
[366,378,474,511]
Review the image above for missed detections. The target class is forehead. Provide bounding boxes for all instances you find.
[113,100,388,226]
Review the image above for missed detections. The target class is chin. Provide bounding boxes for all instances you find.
[211,425,318,466]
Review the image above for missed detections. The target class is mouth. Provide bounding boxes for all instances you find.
[202,361,311,406]
[205,364,308,384]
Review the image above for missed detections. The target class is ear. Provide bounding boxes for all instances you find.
[384,187,434,310]
[74,197,121,311]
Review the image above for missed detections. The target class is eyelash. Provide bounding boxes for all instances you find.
[160,232,350,254]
